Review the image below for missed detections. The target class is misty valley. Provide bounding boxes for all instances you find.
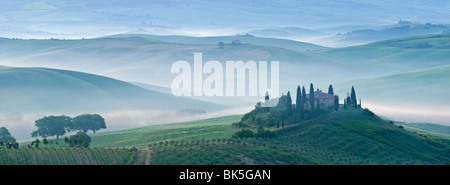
[0,0,449,166]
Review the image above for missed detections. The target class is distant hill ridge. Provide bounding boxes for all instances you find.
[0,66,221,113]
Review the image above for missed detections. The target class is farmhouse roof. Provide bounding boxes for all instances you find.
[306,90,334,99]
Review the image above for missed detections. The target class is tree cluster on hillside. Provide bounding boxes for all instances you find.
[0,127,13,143]
[232,126,277,139]
[344,86,361,109]
[30,131,92,148]
[238,83,347,130]
[0,127,18,148]
[68,132,92,148]
[31,114,106,140]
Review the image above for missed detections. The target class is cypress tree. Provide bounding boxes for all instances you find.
[317,99,321,115]
[301,86,306,120]
[296,86,301,114]
[286,91,293,117]
[328,84,334,95]
[351,86,357,108]
[309,83,315,117]
[334,95,339,111]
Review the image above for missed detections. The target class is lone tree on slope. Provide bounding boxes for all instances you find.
[334,95,339,111]
[301,86,307,119]
[73,114,106,134]
[296,86,301,114]
[309,83,315,117]
[286,91,293,117]
[0,127,14,144]
[351,86,357,108]
[218,41,225,49]
[31,115,73,140]
[328,84,334,95]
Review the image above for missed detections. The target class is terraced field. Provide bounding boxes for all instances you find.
[7,110,450,165]
[0,147,137,165]
[147,108,450,165]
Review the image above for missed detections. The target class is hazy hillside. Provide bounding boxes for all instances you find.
[0,36,166,61]
[3,34,449,90]
[1,0,450,39]
[316,33,450,74]
[312,22,450,47]
[338,65,450,105]
[317,33,450,126]
[131,82,173,94]
[0,66,221,113]
[107,34,327,52]
[0,35,362,90]
[336,65,450,125]
[395,122,450,145]
[243,27,328,42]
[399,122,450,136]
[1,34,450,112]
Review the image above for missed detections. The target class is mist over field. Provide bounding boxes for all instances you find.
[4,106,253,140]
[0,0,449,142]
[364,103,450,126]
[1,0,450,43]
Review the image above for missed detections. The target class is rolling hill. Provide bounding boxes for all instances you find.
[79,109,450,164]
[11,109,450,165]
[3,33,450,90]
[1,34,450,115]
[335,65,450,125]
[3,34,450,89]
[395,122,450,145]
[106,34,328,52]
[0,34,361,90]
[0,36,167,61]
[0,147,136,165]
[0,66,221,113]
[313,22,450,47]
[2,0,450,39]
[316,33,450,73]
[337,65,450,106]
[243,27,328,42]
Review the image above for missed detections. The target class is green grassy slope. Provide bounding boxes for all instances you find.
[89,115,243,148]
[277,108,449,164]
[81,109,450,165]
[395,122,450,145]
[0,147,136,165]
[397,122,450,136]
[11,110,450,165]
[0,66,221,113]
[148,108,450,165]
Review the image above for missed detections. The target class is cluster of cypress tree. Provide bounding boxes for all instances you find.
[239,83,354,131]
[344,86,360,109]
[292,83,339,120]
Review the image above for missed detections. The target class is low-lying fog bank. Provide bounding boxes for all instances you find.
[1,106,253,141]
